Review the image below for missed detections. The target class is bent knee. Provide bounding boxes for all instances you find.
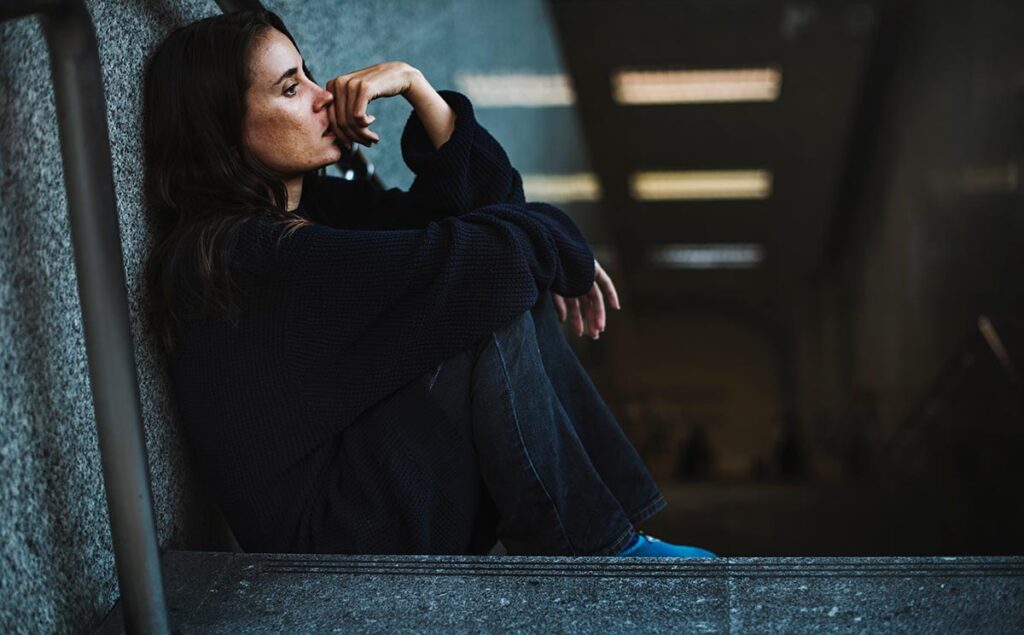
[486,309,541,359]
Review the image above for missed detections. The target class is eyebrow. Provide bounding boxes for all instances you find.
[272,66,299,87]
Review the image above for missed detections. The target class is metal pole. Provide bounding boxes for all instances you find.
[24,0,170,632]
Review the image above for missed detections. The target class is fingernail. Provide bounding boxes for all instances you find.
[593,333,600,340]
[366,114,376,123]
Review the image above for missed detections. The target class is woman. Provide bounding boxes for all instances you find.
[143,9,716,558]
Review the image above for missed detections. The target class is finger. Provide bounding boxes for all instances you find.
[578,287,600,339]
[329,78,348,146]
[596,260,620,310]
[551,293,567,322]
[326,99,349,150]
[332,108,353,150]
[350,81,380,145]
[335,78,357,145]
[346,78,369,146]
[568,298,584,337]
[325,80,348,149]
[586,282,605,336]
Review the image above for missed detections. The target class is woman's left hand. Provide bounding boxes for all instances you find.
[551,259,620,339]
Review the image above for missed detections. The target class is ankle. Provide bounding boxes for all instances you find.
[618,531,640,554]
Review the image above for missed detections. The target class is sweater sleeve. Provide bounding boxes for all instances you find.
[247,200,594,435]
[399,89,527,211]
[312,89,527,231]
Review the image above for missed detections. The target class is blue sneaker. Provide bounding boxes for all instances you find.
[616,531,718,558]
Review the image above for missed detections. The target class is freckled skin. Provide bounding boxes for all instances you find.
[242,28,341,210]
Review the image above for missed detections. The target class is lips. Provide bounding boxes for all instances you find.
[322,126,334,138]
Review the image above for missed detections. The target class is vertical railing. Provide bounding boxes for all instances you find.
[0,0,170,633]
[2,1,391,631]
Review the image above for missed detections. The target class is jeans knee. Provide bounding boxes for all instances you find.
[472,309,539,373]
[493,309,539,353]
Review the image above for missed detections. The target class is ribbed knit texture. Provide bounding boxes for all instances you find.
[168,90,595,554]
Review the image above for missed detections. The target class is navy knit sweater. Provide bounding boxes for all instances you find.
[169,90,596,554]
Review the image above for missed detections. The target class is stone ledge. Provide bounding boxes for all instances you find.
[96,551,1024,633]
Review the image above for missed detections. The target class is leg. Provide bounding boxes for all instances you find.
[469,303,658,556]
[528,292,667,528]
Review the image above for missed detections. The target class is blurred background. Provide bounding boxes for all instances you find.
[540,0,1024,557]
[317,0,1024,557]
[1,0,1022,631]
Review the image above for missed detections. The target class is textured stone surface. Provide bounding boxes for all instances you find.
[96,553,1024,634]
[0,1,588,633]
[0,3,224,634]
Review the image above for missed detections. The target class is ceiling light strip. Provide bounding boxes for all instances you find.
[630,169,772,200]
[521,173,602,202]
[612,67,782,104]
[648,243,765,269]
[453,72,576,106]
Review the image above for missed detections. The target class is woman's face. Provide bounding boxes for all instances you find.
[241,28,341,177]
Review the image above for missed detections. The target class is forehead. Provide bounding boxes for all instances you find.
[249,28,300,79]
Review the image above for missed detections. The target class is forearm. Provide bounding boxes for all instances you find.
[403,70,456,149]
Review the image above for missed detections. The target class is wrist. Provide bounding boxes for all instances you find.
[402,69,456,149]
[402,67,431,106]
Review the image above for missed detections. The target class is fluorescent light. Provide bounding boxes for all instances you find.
[453,72,575,106]
[521,173,602,202]
[648,243,764,269]
[612,67,781,104]
[978,315,1015,374]
[630,169,772,200]
[959,163,1019,194]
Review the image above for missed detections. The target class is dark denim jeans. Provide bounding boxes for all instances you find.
[426,292,666,556]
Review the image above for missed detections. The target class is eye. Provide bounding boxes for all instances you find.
[283,83,298,97]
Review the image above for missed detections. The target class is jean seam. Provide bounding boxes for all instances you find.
[627,493,667,527]
[591,523,638,557]
[492,331,578,556]
[588,494,665,556]
[426,361,444,391]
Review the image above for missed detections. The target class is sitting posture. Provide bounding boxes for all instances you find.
[143,8,715,559]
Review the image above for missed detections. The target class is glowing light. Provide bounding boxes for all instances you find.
[453,72,575,106]
[521,173,601,202]
[630,170,772,200]
[612,67,782,104]
[959,164,1019,194]
[648,243,764,269]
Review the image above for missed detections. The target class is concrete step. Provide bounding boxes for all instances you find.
[96,551,1024,633]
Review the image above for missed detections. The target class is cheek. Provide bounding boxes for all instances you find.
[242,112,275,161]
[243,109,306,166]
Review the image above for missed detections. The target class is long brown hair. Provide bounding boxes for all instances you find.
[142,9,321,359]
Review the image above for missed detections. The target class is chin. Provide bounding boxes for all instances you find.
[323,147,343,167]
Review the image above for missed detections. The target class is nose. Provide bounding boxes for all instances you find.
[315,84,333,111]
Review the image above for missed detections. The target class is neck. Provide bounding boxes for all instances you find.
[285,175,303,212]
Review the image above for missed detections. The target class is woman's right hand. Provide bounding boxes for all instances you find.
[551,259,621,340]
[324,61,421,149]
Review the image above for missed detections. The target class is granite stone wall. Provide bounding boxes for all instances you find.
[0,1,587,632]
